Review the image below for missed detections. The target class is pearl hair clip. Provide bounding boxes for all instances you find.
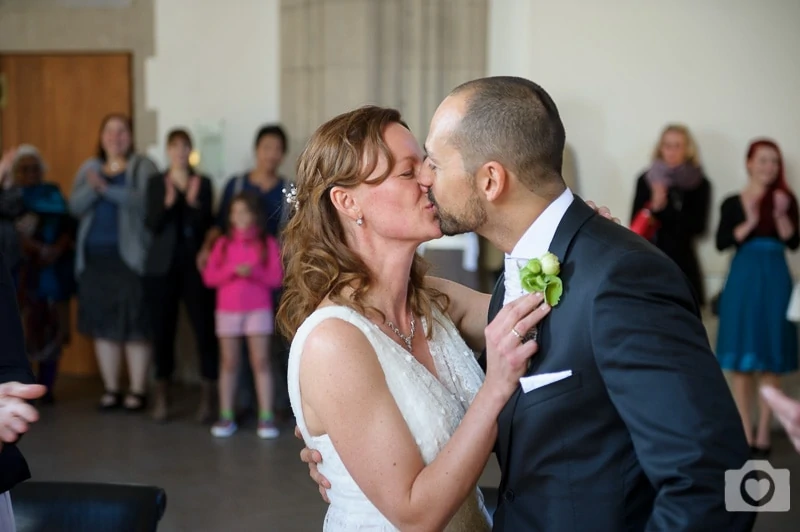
[282,183,299,209]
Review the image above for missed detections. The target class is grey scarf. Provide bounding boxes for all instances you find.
[646,160,704,190]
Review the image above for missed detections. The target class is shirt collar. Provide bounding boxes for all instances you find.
[507,188,575,261]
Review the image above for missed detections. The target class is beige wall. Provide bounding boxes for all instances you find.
[280,0,495,282]
[0,0,157,151]
[489,0,800,299]
[144,0,281,183]
[280,0,488,179]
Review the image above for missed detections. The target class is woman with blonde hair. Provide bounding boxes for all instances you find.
[630,124,711,305]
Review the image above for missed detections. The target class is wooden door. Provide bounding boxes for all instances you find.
[0,53,132,376]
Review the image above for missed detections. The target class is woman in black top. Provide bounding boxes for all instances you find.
[715,138,799,457]
[631,124,711,305]
[144,129,218,423]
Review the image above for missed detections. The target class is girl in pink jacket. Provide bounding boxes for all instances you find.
[202,192,283,439]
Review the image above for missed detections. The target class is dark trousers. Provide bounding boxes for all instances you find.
[145,263,218,382]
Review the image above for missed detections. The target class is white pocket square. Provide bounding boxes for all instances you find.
[520,370,573,393]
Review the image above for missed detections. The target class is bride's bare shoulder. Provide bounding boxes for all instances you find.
[299,308,388,422]
[300,306,376,370]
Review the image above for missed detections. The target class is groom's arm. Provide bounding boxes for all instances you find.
[591,249,755,532]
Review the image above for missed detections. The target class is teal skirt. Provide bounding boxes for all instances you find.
[716,238,798,373]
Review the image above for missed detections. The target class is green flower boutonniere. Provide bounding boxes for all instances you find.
[519,251,563,307]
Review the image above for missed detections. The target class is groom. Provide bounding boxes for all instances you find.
[302,77,755,531]
[416,76,754,531]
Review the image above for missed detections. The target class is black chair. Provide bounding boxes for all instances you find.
[11,481,166,532]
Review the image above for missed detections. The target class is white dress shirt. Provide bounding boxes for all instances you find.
[503,188,574,306]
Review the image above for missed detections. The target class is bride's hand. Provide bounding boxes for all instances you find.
[585,200,620,225]
[296,425,331,503]
[483,292,550,401]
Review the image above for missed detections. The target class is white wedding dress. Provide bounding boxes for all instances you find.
[288,305,492,531]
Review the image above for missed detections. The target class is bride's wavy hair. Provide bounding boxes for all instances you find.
[276,105,449,341]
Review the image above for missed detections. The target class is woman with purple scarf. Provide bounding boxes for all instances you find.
[630,124,711,306]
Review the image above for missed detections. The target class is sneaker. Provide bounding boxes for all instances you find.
[257,420,280,439]
[211,420,238,438]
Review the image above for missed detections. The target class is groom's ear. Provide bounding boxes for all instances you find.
[478,161,508,203]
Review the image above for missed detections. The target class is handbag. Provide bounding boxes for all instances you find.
[630,202,661,241]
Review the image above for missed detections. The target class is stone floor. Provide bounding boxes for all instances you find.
[12,374,800,531]
[11,250,800,530]
[15,378,328,532]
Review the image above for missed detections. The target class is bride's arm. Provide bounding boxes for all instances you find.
[427,276,490,352]
[300,294,547,531]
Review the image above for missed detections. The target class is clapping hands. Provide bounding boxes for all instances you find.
[773,189,791,220]
[166,175,201,207]
[87,168,107,193]
[742,194,761,227]
[186,176,202,207]
[649,183,669,212]
[164,177,177,207]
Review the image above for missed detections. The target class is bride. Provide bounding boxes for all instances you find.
[278,105,548,531]
[279,106,612,531]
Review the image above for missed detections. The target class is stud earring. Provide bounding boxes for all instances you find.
[356,216,363,226]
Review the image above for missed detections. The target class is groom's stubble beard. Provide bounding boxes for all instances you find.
[428,178,487,237]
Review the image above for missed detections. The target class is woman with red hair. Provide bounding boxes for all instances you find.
[716,138,799,457]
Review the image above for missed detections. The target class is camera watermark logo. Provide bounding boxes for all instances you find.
[725,460,790,512]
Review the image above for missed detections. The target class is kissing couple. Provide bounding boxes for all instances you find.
[279,77,754,531]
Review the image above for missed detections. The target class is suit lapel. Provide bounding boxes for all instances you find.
[520,196,596,378]
[496,195,596,486]
[547,194,595,265]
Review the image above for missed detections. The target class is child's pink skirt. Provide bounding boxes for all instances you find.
[215,310,274,337]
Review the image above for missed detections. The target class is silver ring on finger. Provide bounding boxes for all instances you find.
[511,327,524,341]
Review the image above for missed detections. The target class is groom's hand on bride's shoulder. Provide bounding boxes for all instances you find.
[585,200,621,225]
[296,425,332,503]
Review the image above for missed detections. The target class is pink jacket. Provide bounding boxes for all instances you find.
[202,228,283,312]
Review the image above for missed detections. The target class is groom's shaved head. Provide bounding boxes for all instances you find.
[448,76,566,191]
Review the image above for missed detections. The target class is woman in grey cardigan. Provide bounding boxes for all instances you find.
[69,114,157,412]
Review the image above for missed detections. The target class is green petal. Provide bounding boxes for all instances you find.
[521,258,542,276]
[521,275,545,293]
[520,260,544,293]
[543,275,563,307]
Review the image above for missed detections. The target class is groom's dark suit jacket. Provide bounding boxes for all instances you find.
[0,252,34,494]
[484,199,754,532]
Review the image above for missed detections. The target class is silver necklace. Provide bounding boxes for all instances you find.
[386,314,415,352]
